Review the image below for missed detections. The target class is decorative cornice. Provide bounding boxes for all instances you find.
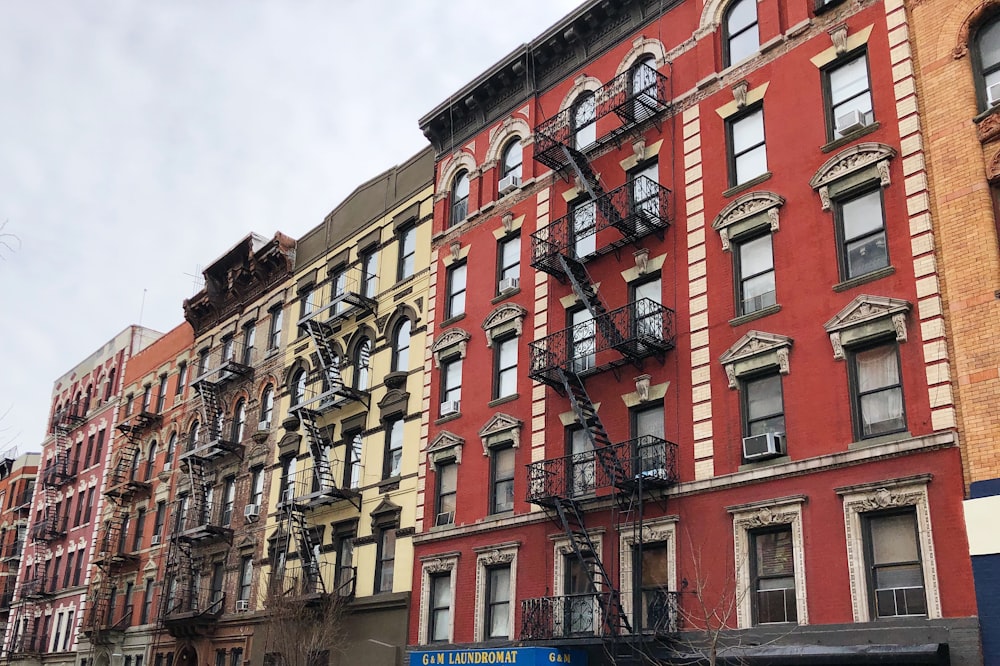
[719,330,793,389]
[427,431,465,465]
[712,191,785,250]
[478,413,523,455]
[823,294,911,360]
[431,328,471,368]
[482,303,528,347]
[809,143,896,211]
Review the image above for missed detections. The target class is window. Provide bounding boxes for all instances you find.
[724,0,759,67]
[239,556,253,602]
[52,612,62,653]
[290,369,306,407]
[260,385,274,429]
[500,140,522,182]
[156,374,168,413]
[141,385,152,412]
[630,57,659,122]
[494,337,518,399]
[376,526,396,593]
[435,462,457,525]
[132,509,146,551]
[354,338,372,390]
[153,501,166,538]
[751,528,797,624]
[250,467,264,507]
[429,573,452,643]
[572,92,596,149]
[74,543,85,585]
[279,456,296,504]
[635,542,673,632]
[361,249,378,299]
[564,555,596,635]
[215,652,226,666]
[450,171,470,227]
[221,476,236,526]
[440,358,462,414]
[734,233,775,315]
[445,262,467,319]
[383,419,404,479]
[145,441,157,480]
[849,343,905,438]
[335,526,356,596]
[197,348,210,376]
[165,433,176,467]
[337,432,360,490]
[85,434,95,469]
[175,362,187,395]
[222,335,235,363]
[230,650,243,666]
[631,275,663,341]
[496,234,520,292]
[728,107,767,186]
[825,53,873,139]
[63,551,74,587]
[490,446,515,514]
[743,373,785,438]
[141,579,154,624]
[484,565,511,639]
[569,428,594,497]
[125,394,134,417]
[975,16,1000,111]
[398,226,416,281]
[630,160,660,222]
[569,308,596,373]
[231,399,246,442]
[864,510,926,617]
[188,421,200,453]
[84,488,95,524]
[268,305,283,349]
[210,561,224,604]
[62,610,73,651]
[835,188,888,280]
[298,287,315,336]
[570,199,597,258]
[633,403,666,475]
[242,322,255,365]
[392,319,411,373]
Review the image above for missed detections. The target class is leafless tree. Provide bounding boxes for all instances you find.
[259,574,347,666]
[0,220,20,260]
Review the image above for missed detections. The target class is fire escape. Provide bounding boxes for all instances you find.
[268,269,373,604]
[0,469,32,656]
[85,409,159,644]
[7,405,82,659]
[519,67,681,652]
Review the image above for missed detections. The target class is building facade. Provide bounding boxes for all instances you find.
[155,233,294,666]
[907,1,1000,662]
[411,0,982,664]
[263,148,433,666]
[3,326,160,666]
[0,452,40,647]
[79,323,196,666]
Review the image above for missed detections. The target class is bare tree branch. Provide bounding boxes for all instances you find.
[0,219,21,261]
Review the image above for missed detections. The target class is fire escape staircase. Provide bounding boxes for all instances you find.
[299,319,370,412]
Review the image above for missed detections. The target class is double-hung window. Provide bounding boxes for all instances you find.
[728,107,767,186]
[440,358,462,416]
[499,140,523,190]
[436,461,457,525]
[975,17,1000,111]
[494,337,518,400]
[743,373,785,440]
[849,342,905,438]
[344,432,362,489]
[429,573,452,642]
[863,509,926,617]
[392,319,411,373]
[835,188,888,280]
[572,93,597,149]
[570,199,597,258]
[497,234,520,293]
[751,527,797,624]
[383,418,403,479]
[268,305,283,350]
[485,565,511,639]
[238,556,253,602]
[156,374,168,413]
[635,542,673,632]
[360,249,378,299]
[735,233,776,316]
[724,0,759,67]
[569,428,595,497]
[298,287,315,337]
[450,171,470,227]
[445,262,467,319]
[376,525,396,593]
[242,322,255,365]
[397,226,416,281]
[825,52,873,139]
[569,308,596,373]
[490,446,515,514]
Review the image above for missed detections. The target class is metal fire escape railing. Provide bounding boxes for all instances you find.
[190,339,255,459]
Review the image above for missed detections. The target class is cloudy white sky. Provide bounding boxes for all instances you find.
[0,1,583,453]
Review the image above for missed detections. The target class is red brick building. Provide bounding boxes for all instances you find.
[0,451,40,645]
[411,0,981,663]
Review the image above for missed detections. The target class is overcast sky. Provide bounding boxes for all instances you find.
[0,1,583,453]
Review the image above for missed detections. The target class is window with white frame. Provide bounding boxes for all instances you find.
[420,556,457,644]
[429,573,452,643]
[724,0,759,67]
[450,171,470,227]
[727,107,767,186]
[572,92,597,149]
[490,445,515,514]
[474,545,517,641]
[445,262,467,319]
[440,357,462,416]
[825,52,873,139]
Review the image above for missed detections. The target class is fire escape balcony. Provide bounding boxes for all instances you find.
[41,455,77,487]
[533,67,671,175]
[20,574,58,600]
[0,538,24,561]
[192,340,256,390]
[13,490,34,513]
[526,435,679,506]
[105,466,153,500]
[118,410,162,437]
[269,558,338,604]
[531,177,671,277]
[162,588,225,637]
[31,515,67,542]
[292,382,369,418]
[520,589,681,641]
[52,403,86,432]
[85,605,133,645]
[528,299,675,388]
[93,538,141,572]
[0,580,16,608]
[299,267,378,331]
[182,421,244,460]
[284,465,360,512]
[176,502,234,545]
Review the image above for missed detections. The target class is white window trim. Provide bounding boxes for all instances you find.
[418,553,459,645]
[719,330,792,389]
[553,532,603,636]
[473,542,519,641]
[618,517,677,632]
[728,495,808,628]
[836,475,941,622]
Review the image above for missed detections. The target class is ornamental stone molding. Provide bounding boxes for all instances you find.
[953,1,1000,60]
[473,543,519,641]
[484,115,532,166]
[478,413,523,455]
[431,328,471,368]
[823,294,911,360]
[427,431,464,466]
[482,303,528,347]
[614,36,668,76]
[809,143,896,210]
[618,516,677,628]
[712,191,784,251]
[719,330,793,389]
[557,75,603,113]
[418,552,460,645]
[435,150,478,201]
[988,148,1000,183]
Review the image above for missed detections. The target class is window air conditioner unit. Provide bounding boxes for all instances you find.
[150,535,161,546]
[258,420,271,431]
[742,432,785,461]
[236,600,250,612]
[163,462,172,472]
[436,511,455,527]
[835,109,867,136]
[244,504,261,522]
[989,82,1000,108]
[498,174,522,195]
[498,277,520,294]
[440,400,460,417]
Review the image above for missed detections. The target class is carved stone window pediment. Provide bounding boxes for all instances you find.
[431,328,471,368]
[809,143,896,210]
[482,303,528,347]
[478,413,523,455]
[719,330,793,389]
[712,191,785,251]
[428,431,464,466]
[823,294,911,359]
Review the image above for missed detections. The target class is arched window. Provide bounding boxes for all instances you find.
[975,16,1000,110]
[291,369,306,407]
[83,385,93,413]
[189,421,200,453]
[450,171,470,227]
[630,56,659,121]
[232,399,246,442]
[166,432,177,467]
[73,391,83,417]
[573,93,597,149]
[500,139,523,181]
[392,319,412,373]
[146,440,157,480]
[355,338,372,391]
[260,385,274,429]
[105,368,116,401]
[724,0,759,67]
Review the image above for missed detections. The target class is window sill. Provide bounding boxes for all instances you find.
[440,313,466,328]
[848,430,912,450]
[723,172,772,199]
[435,413,461,426]
[729,304,781,327]
[378,477,401,493]
[738,454,790,472]
[491,287,521,304]
[488,394,519,408]
[821,122,881,153]
[832,265,895,292]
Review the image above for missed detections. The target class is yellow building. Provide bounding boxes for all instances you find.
[265,148,433,666]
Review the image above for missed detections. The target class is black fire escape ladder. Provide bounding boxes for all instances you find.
[303,320,337,380]
[556,144,626,232]
[557,255,627,349]
[299,411,335,493]
[559,369,629,490]
[193,380,222,440]
[183,455,211,527]
[289,510,326,596]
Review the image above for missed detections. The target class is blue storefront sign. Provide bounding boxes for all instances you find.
[409,648,587,666]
